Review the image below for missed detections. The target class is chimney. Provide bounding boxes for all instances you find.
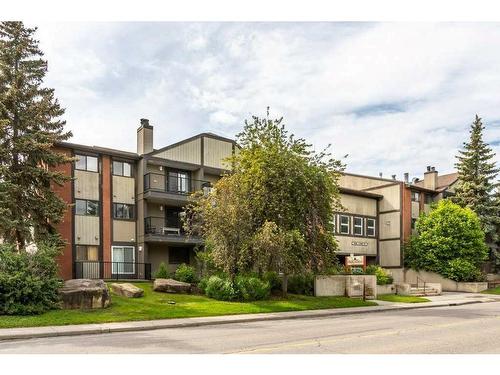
[379,172,383,178]
[391,174,396,180]
[424,166,438,190]
[137,118,153,155]
[404,172,409,183]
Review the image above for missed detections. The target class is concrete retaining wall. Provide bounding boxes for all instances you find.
[390,268,488,292]
[376,284,396,295]
[314,275,377,299]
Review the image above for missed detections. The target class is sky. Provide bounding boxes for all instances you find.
[34,22,500,180]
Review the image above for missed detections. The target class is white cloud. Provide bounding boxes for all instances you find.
[34,22,500,179]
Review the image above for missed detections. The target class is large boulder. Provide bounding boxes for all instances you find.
[153,278,191,294]
[111,283,144,298]
[59,279,111,309]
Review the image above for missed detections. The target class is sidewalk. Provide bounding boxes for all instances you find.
[1,293,498,342]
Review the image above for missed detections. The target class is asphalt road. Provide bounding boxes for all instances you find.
[1,302,499,354]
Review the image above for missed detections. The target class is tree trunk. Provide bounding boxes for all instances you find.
[282,273,288,298]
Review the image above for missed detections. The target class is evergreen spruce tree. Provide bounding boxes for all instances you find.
[0,22,72,250]
[452,115,500,244]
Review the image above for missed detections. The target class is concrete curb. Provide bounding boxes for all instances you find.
[0,297,497,342]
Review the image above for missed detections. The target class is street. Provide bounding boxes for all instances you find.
[0,301,499,354]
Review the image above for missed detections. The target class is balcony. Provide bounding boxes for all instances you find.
[144,216,202,245]
[143,173,212,205]
[74,261,152,280]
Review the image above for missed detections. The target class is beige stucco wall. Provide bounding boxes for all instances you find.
[340,194,377,216]
[203,137,233,169]
[423,203,431,214]
[113,220,136,242]
[153,138,201,164]
[379,211,400,239]
[146,203,164,217]
[75,216,100,245]
[340,174,392,190]
[204,173,222,184]
[369,184,400,212]
[112,175,135,204]
[74,170,99,200]
[336,236,377,255]
[378,240,401,267]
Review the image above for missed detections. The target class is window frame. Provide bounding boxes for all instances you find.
[112,160,133,177]
[113,203,135,220]
[339,215,350,235]
[111,246,136,274]
[75,154,99,173]
[353,216,364,236]
[411,191,420,202]
[75,245,99,261]
[366,218,376,237]
[75,199,100,216]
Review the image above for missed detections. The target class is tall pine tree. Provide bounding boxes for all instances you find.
[452,114,500,245]
[0,22,72,250]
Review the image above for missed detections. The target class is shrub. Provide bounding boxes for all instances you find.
[444,258,483,282]
[262,271,282,292]
[0,242,63,315]
[287,273,314,295]
[154,262,170,279]
[404,200,488,281]
[204,276,238,301]
[174,263,197,284]
[365,265,393,285]
[235,275,270,301]
[197,276,209,293]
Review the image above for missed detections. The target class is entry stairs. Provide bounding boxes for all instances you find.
[409,284,440,297]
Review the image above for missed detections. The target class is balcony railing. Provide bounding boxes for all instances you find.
[144,173,212,195]
[145,216,184,236]
[74,261,152,280]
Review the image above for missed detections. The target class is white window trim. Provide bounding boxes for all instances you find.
[111,246,135,274]
[366,218,376,237]
[339,215,350,234]
[353,217,364,236]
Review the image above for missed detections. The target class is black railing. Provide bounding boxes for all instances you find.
[144,173,212,195]
[74,261,152,280]
[145,216,183,236]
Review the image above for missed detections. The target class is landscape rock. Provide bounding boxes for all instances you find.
[153,278,192,294]
[111,283,144,298]
[59,279,111,309]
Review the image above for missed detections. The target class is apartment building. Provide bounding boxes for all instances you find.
[51,119,457,279]
[335,168,457,269]
[53,119,235,280]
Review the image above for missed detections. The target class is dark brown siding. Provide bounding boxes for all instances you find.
[51,147,73,280]
[402,186,412,243]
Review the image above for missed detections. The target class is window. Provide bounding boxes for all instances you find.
[424,194,433,204]
[113,203,134,220]
[113,161,132,177]
[339,215,350,234]
[75,245,99,261]
[75,199,99,216]
[353,217,363,236]
[169,247,190,264]
[366,218,376,237]
[411,191,420,202]
[168,171,189,194]
[75,154,98,172]
[112,246,135,274]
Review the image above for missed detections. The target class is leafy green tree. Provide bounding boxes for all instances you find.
[185,109,343,294]
[0,22,72,250]
[452,115,500,244]
[404,200,488,281]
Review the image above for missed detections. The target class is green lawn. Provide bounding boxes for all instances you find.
[0,282,377,329]
[376,294,430,303]
[482,286,500,295]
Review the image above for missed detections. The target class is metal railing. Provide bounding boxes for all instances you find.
[74,261,152,280]
[145,216,184,236]
[416,275,426,295]
[144,173,212,195]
